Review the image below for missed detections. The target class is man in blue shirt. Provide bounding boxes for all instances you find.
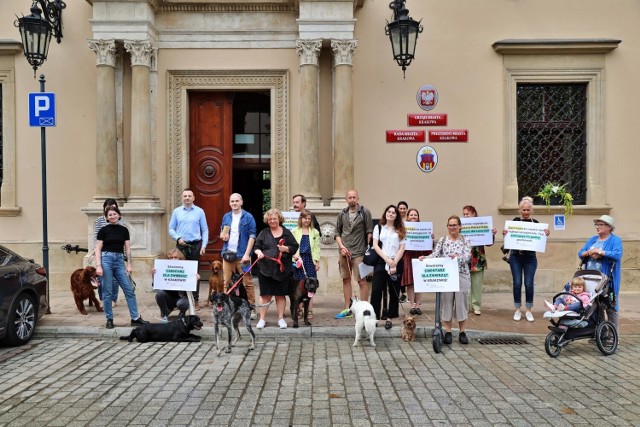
[168,188,209,307]
[220,193,257,318]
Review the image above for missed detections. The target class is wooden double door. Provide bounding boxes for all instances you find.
[188,92,233,265]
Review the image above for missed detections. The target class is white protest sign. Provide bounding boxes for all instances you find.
[404,221,433,251]
[153,259,198,291]
[412,257,460,293]
[503,220,548,253]
[282,211,301,231]
[460,216,494,246]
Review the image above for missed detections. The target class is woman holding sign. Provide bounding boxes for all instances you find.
[421,215,471,345]
[502,196,550,322]
[462,205,497,316]
[371,205,406,321]
[401,208,432,315]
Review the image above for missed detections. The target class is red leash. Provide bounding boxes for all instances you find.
[262,238,286,272]
[226,258,259,296]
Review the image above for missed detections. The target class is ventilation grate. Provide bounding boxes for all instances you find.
[476,336,529,345]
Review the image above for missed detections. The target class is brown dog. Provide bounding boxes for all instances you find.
[401,315,417,342]
[70,266,102,315]
[207,260,224,305]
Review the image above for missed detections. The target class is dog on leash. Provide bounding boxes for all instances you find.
[207,260,224,305]
[119,315,203,343]
[351,299,377,347]
[210,292,256,355]
[401,315,417,342]
[289,277,319,328]
[70,266,103,315]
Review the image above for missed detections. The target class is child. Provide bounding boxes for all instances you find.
[545,276,590,313]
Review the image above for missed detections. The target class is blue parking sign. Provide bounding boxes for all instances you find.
[29,92,56,127]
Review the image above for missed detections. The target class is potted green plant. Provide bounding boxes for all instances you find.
[537,182,573,217]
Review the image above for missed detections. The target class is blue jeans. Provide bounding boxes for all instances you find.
[97,275,119,303]
[509,251,537,308]
[101,251,140,321]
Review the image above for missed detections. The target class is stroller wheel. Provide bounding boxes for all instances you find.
[545,331,562,358]
[595,321,618,355]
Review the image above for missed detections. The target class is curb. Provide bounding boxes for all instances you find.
[33,325,530,341]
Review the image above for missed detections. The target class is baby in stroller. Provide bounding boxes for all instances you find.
[543,269,618,357]
[545,277,590,313]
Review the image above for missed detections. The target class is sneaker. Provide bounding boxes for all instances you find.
[250,310,257,320]
[335,309,352,319]
[106,319,114,329]
[414,307,422,315]
[161,316,169,323]
[513,310,522,321]
[525,311,534,322]
[399,294,408,303]
[131,316,150,326]
[544,300,555,312]
[278,319,287,329]
[444,332,452,345]
[473,309,481,315]
[459,332,469,345]
[256,319,266,329]
[409,308,417,315]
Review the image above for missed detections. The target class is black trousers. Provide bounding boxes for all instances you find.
[370,262,402,320]
[177,240,202,301]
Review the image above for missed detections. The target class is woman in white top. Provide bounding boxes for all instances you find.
[370,205,406,320]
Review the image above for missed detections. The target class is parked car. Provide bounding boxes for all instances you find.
[0,245,48,346]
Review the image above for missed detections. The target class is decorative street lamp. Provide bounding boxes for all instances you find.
[15,0,66,314]
[15,0,65,77]
[385,0,423,77]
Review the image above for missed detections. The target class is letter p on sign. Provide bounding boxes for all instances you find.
[29,92,56,127]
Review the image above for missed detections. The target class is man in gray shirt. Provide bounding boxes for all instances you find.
[334,189,373,318]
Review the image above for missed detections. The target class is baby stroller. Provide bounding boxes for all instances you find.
[543,266,618,358]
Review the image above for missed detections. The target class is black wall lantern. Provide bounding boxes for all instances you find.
[15,0,66,76]
[385,0,423,77]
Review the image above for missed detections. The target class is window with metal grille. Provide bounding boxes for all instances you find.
[516,83,587,205]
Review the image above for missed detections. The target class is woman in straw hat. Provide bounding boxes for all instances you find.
[578,215,623,331]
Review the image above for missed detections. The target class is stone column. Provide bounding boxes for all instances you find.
[330,39,357,204]
[295,39,323,206]
[124,40,157,202]
[87,39,118,202]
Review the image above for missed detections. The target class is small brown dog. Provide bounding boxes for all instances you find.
[207,260,224,305]
[70,266,102,315]
[401,315,417,342]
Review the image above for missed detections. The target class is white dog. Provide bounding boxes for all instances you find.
[351,299,377,347]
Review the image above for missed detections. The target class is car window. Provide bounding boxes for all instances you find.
[0,247,14,267]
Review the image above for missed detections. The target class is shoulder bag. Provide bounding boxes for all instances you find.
[362,224,382,266]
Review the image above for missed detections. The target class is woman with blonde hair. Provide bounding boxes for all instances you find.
[292,209,321,318]
[503,196,550,322]
[254,208,299,329]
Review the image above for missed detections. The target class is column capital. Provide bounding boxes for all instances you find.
[331,39,358,66]
[295,39,323,67]
[123,40,157,68]
[88,39,117,67]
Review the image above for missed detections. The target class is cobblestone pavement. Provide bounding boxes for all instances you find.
[1,335,639,426]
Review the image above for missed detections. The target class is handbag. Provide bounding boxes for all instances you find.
[222,250,238,263]
[500,245,511,264]
[362,224,382,266]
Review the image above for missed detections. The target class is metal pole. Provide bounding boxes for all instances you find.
[39,74,51,314]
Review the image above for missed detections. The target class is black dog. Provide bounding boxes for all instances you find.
[289,277,319,328]
[226,272,248,301]
[210,292,256,355]
[119,315,203,343]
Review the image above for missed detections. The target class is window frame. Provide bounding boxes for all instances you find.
[0,42,22,217]
[494,39,620,215]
